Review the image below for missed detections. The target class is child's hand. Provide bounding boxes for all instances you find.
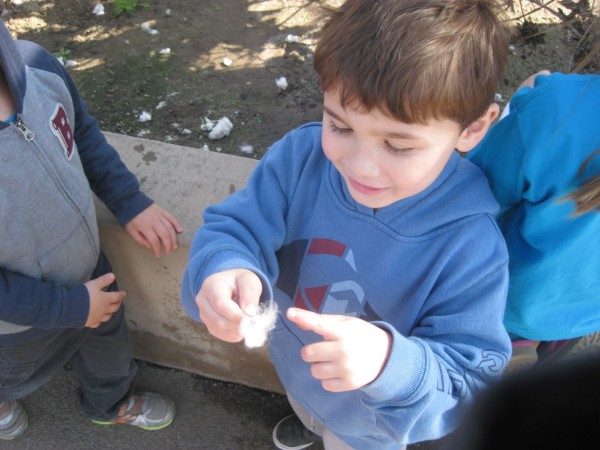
[195,269,262,342]
[84,273,126,328]
[517,69,551,91]
[125,203,183,257]
[287,307,391,392]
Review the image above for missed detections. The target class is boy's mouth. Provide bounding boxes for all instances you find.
[348,177,385,196]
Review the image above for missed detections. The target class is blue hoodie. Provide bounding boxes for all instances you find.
[182,123,510,447]
[469,73,600,341]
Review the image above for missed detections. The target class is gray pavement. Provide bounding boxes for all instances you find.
[3,361,446,449]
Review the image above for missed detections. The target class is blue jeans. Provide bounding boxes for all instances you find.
[0,255,137,420]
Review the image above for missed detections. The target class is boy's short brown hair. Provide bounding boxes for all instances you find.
[314,0,509,127]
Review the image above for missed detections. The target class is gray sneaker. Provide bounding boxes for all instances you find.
[0,400,28,440]
[91,392,175,430]
[273,414,321,450]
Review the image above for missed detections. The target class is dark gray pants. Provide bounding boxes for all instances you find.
[0,305,137,420]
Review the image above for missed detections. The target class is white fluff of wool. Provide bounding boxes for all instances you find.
[208,117,233,140]
[92,4,105,16]
[138,111,152,122]
[239,301,279,349]
[275,76,288,90]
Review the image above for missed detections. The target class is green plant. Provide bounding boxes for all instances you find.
[53,47,71,60]
[114,0,150,16]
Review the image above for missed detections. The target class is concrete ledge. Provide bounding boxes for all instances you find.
[96,132,283,393]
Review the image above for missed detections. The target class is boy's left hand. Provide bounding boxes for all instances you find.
[287,307,391,392]
[125,203,183,257]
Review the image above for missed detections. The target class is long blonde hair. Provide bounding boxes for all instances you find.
[566,149,600,216]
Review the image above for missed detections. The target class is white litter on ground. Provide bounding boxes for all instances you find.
[64,60,77,68]
[92,4,105,16]
[239,301,279,349]
[239,143,253,154]
[165,9,171,16]
[156,101,167,110]
[137,129,150,137]
[164,135,174,143]
[201,144,209,151]
[285,34,301,43]
[276,76,288,90]
[138,111,152,122]
[171,122,180,129]
[208,117,233,140]
[141,22,159,35]
[494,93,503,103]
[181,128,191,135]
[159,48,171,55]
[200,117,214,131]
[222,57,233,67]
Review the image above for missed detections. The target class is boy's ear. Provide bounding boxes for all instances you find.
[455,103,499,153]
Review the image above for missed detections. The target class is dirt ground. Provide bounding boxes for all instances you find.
[4,0,598,159]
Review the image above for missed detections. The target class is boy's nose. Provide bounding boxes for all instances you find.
[349,144,381,178]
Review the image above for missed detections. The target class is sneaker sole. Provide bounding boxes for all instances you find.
[0,411,28,440]
[272,415,314,450]
[91,417,174,431]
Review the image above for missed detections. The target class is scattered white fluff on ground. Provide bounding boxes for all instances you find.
[222,57,233,67]
[200,117,214,131]
[159,48,171,55]
[137,129,150,137]
[165,8,171,15]
[181,128,191,135]
[138,111,152,122]
[164,135,174,142]
[494,93,503,102]
[92,4,105,16]
[64,60,77,68]
[156,101,167,110]
[201,144,209,151]
[208,117,233,140]
[239,301,279,349]
[141,22,159,35]
[509,45,516,55]
[276,76,288,90]
[285,34,301,43]
[239,143,253,154]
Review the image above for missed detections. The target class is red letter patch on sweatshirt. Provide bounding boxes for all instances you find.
[50,104,74,160]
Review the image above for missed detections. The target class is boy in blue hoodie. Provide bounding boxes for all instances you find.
[0,19,181,439]
[181,1,511,448]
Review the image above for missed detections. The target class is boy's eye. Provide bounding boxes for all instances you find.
[384,141,414,155]
[328,121,352,135]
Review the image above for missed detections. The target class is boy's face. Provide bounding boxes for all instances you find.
[322,89,464,209]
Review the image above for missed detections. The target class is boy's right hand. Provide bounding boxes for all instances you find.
[84,273,126,328]
[195,269,262,342]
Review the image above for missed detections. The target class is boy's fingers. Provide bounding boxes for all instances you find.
[236,273,262,315]
[287,307,341,340]
[162,210,183,233]
[301,341,338,364]
[130,229,151,249]
[93,272,116,289]
[159,216,178,252]
[200,291,244,324]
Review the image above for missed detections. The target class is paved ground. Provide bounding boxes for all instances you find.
[4,360,447,449]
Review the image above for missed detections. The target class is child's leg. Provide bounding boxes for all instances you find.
[538,331,600,363]
[504,334,539,374]
[286,394,358,450]
[68,305,137,420]
[0,328,88,402]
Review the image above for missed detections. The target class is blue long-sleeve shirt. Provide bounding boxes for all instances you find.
[0,19,152,340]
[182,123,511,447]
[469,73,600,340]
